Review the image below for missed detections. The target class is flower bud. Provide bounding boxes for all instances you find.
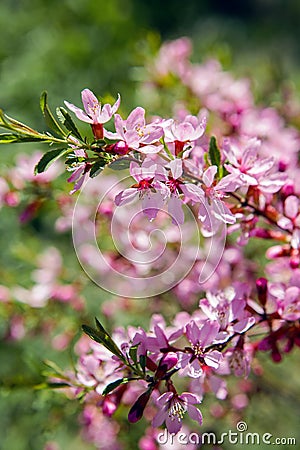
[113,140,129,155]
[128,389,151,423]
[256,277,268,306]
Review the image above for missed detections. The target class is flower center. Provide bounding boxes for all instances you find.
[136,178,154,190]
[169,399,187,421]
[191,342,204,358]
[166,177,181,194]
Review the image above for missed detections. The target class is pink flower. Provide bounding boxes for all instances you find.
[223,138,273,185]
[152,392,202,434]
[200,287,255,341]
[278,195,300,231]
[105,107,164,154]
[198,165,240,235]
[115,159,168,220]
[270,283,300,321]
[225,346,251,378]
[65,89,120,139]
[177,320,222,378]
[163,158,204,225]
[164,115,206,156]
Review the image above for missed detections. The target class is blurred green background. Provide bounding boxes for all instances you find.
[1,0,300,449]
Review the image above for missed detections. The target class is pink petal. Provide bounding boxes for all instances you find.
[186,404,203,425]
[165,415,182,434]
[213,199,236,224]
[204,349,222,369]
[199,320,219,347]
[179,393,201,405]
[111,94,121,115]
[172,122,194,142]
[114,114,126,140]
[115,188,137,206]
[232,316,256,333]
[67,165,84,183]
[203,166,217,187]
[285,195,299,219]
[152,407,167,428]
[81,89,99,117]
[181,183,204,203]
[168,195,184,225]
[140,127,164,144]
[64,101,92,124]
[169,159,183,179]
[138,144,163,154]
[215,173,242,192]
[126,107,145,130]
[156,392,173,407]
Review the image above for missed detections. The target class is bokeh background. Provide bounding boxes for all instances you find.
[1,1,300,449]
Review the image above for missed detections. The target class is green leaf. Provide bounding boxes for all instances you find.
[0,110,12,128]
[0,133,54,144]
[56,107,83,141]
[129,344,139,365]
[209,136,221,168]
[203,152,209,167]
[102,378,129,396]
[34,147,69,174]
[108,158,131,171]
[139,354,146,374]
[40,91,66,137]
[35,382,70,390]
[90,160,105,178]
[0,133,20,143]
[82,318,125,361]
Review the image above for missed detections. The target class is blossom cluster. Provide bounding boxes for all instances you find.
[0,36,300,450]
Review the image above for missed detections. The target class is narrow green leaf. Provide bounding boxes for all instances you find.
[208,136,221,168]
[203,152,209,167]
[139,354,146,374]
[0,109,12,128]
[129,344,139,365]
[40,91,66,137]
[102,378,129,396]
[82,321,124,361]
[56,107,83,141]
[108,158,131,171]
[94,318,124,359]
[0,133,54,144]
[34,147,69,174]
[0,133,20,143]
[90,160,105,178]
[34,382,70,390]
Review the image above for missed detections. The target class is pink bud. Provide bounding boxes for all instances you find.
[113,141,129,155]
[281,182,295,198]
[159,352,178,371]
[102,397,117,417]
[256,277,268,306]
[4,191,19,207]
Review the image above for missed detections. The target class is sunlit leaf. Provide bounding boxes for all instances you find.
[40,91,66,137]
[34,147,69,174]
[102,378,129,396]
[56,107,83,141]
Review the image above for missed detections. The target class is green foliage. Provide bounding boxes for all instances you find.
[56,107,83,141]
[34,148,70,174]
[40,91,66,137]
[82,318,125,362]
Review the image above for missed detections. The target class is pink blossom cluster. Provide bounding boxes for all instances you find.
[52,278,299,441]
[1,36,300,448]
